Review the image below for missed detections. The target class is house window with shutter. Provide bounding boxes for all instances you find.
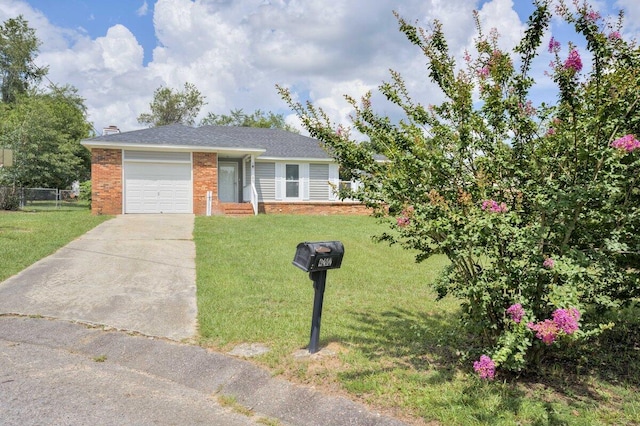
[285,164,300,198]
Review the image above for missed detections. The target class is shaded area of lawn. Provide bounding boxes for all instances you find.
[0,210,111,282]
[195,214,640,425]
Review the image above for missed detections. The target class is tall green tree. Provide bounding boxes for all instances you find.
[280,0,640,376]
[200,108,298,132]
[0,15,48,104]
[137,82,206,127]
[0,86,92,188]
[0,16,91,192]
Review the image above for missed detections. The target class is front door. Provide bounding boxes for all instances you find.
[219,162,238,202]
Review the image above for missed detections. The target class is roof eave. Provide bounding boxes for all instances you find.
[257,156,335,162]
[81,140,265,156]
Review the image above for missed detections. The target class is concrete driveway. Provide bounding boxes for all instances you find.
[0,214,197,341]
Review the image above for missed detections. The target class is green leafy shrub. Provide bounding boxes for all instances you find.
[78,180,91,202]
[280,0,640,376]
[0,186,20,210]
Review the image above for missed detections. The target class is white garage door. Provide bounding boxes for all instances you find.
[124,151,192,214]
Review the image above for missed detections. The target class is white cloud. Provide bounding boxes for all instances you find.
[137,1,149,17]
[11,0,633,135]
[476,0,526,52]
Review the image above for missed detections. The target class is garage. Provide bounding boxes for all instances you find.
[123,151,192,214]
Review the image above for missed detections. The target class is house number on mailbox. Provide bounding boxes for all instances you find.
[318,258,333,268]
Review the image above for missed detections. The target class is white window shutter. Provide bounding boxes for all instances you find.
[275,162,284,200]
[301,163,309,200]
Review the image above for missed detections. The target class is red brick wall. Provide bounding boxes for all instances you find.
[258,202,370,215]
[193,152,221,215]
[91,148,122,215]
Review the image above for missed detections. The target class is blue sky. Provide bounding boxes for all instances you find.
[26,0,157,64]
[4,0,639,134]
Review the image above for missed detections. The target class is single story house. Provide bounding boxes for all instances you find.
[81,124,367,216]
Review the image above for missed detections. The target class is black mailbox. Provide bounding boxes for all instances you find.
[293,241,344,272]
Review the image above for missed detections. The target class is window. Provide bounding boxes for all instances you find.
[286,164,299,198]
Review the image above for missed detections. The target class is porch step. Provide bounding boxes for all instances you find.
[222,203,255,216]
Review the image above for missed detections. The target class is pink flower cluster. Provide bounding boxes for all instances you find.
[548,36,560,54]
[553,308,581,334]
[519,100,536,116]
[527,308,580,345]
[608,31,621,41]
[564,48,583,73]
[543,258,555,269]
[473,355,496,380]
[528,319,560,345]
[611,134,640,152]
[586,10,601,23]
[478,67,490,78]
[506,303,525,323]
[481,199,508,213]
[396,216,410,227]
[396,207,414,228]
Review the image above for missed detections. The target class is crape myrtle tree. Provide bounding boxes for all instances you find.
[279,0,640,377]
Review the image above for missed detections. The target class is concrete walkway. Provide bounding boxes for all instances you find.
[0,214,197,341]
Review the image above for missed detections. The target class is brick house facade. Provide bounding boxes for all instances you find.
[82,125,370,216]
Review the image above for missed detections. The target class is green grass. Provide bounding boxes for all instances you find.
[195,214,640,426]
[0,209,111,282]
[20,199,91,212]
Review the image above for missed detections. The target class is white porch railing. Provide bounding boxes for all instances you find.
[243,183,259,215]
[250,183,258,215]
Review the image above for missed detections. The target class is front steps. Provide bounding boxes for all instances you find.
[221,203,255,216]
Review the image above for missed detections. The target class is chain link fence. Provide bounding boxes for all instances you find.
[1,187,87,211]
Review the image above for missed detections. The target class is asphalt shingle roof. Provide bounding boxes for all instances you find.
[84,124,331,160]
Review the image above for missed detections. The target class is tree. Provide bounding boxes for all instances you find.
[0,15,48,104]
[137,82,206,127]
[280,0,640,377]
[0,85,92,189]
[200,108,298,132]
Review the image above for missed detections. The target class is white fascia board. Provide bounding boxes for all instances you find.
[80,141,264,156]
[257,156,335,163]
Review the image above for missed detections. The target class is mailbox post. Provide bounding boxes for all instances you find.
[292,241,344,354]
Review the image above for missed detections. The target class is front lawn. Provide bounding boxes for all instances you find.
[0,210,111,282]
[195,214,640,425]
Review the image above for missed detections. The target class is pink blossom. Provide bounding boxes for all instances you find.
[506,303,525,323]
[548,36,560,54]
[553,308,580,334]
[586,10,601,22]
[473,355,496,380]
[611,134,640,152]
[543,258,555,269]
[481,199,508,213]
[608,31,621,41]
[546,128,556,136]
[478,67,490,78]
[564,48,583,73]
[528,319,559,345]
[519,100,536,116]
[396,216,410,227]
